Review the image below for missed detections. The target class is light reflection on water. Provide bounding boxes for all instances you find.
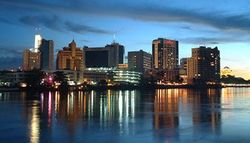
[29,103,39,143]
[1,88,250,142]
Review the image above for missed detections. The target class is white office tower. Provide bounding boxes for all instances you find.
[33,34,42,53]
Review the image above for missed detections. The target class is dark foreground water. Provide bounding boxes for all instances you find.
[0,88,250,143]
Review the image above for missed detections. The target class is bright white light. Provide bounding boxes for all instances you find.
[20,82,27,88]
[34,34,42,53]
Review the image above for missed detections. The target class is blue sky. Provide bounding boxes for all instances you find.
[1,0,250,78]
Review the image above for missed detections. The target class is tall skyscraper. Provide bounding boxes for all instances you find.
[40,39,54,71]
[57,40,84,71]
[33,34,42,53]
[128,50,152,73]
[152,38,179,70]
[187,46,220,84]
[83,42,124,68]
[106,42,124,67]
[22,35,42,71]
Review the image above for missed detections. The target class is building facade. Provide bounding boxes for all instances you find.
[23,49,41,71]
[32,34,42,53]
[40,39,54,71]
[179,58,188,75]
[106,42,124,67]
[83,47,109,67]
[152,38,179,82]
[22,34,43,71]
[187,46,220,84]
[57,40,84,71]
[83,42,124,68]
[152,38,178,70]
[82,68,141,85]
[128,50,152,73]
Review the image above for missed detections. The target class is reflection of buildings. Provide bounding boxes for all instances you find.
[38,90,139,137]
[153,89,189,142]
[188,89,221,134]
[0,92,42,143]
[154,89,180,129]
[85,90,139,122]
[29,103,40,143]
[153,89,221,141]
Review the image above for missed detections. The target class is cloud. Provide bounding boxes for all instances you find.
[2,0,250,34]
[19,15,63,32]
[0,45,23,69]
[0,57,22,69]
[64,21,112,34]
[180,36,248,45]
[0,17,16,25]
[18,15,112,34]
[180,37,222,45]
[0,46,23,57]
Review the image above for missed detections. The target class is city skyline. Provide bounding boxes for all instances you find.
[1,0,250,78]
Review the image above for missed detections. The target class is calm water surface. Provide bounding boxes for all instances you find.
[0,88,250,143]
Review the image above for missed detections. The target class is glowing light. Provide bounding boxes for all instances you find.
[48,92,52,126]
[34,34,42,53]
[29,106,40,143]
[48,76,52,81]
[67,81,75,85]
[20,83,27,88]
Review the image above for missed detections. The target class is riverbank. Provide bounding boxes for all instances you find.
[0,83,225,92]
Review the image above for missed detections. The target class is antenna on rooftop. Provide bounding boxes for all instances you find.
[113,33,116,43]
[35,27,42,35]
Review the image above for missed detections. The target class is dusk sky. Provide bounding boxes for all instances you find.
[1,0,250,78]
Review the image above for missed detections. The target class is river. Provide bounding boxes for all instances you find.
[0,88,250,143]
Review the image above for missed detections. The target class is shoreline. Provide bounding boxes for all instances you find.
[1,84,247,92]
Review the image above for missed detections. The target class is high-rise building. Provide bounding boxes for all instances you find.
[22,49,41,71]
[152,38,179,70]
[106,42,124,67]
[32,34,42,53]
[23,34,42,71]
[152,38,179,82]
[83,42,124,68]
[57,40,84,71]
[128,50,152,73]
[187,46,220,84]
[40,39,54,71]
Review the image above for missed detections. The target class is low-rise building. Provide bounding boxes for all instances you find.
[82,68,141,85]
